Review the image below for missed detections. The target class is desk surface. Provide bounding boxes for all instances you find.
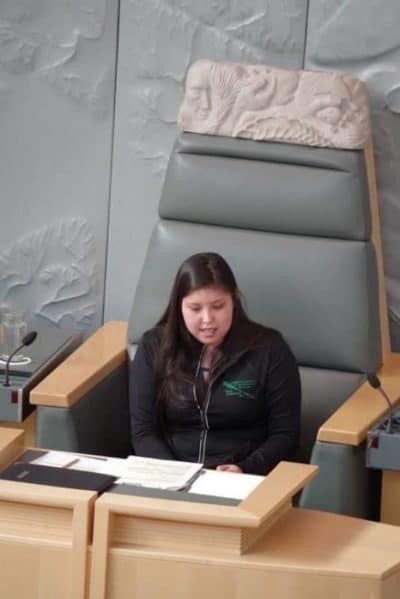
[1,429,400,599]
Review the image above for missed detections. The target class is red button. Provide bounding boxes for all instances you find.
[370,435,379,449]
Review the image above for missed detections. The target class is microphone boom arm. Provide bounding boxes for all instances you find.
[367,373,393,433]
[3,331,38,387]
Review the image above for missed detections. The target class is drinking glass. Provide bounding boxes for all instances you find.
[0,310,28,362]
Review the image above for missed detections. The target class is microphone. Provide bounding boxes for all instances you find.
[367,373,393,433]
[3,331,38,387]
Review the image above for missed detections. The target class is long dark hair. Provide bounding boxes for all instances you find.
[155,252,249,408]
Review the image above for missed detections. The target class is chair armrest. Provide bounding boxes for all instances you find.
[30,321,128,408]
[317,353,400,445]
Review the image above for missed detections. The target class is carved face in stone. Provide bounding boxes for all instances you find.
[187,66,212,118]
[179,61,213,128]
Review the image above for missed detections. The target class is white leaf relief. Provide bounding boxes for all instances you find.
[0,218,98,329]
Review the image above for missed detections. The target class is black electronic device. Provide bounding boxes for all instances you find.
[366,373,400,471]
[0,462,117,494]
[0,329,81,422]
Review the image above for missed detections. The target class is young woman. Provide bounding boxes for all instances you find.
[129,252,301,475]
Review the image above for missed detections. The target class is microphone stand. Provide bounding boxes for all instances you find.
[3,332,38,387]
[367,373,393,433]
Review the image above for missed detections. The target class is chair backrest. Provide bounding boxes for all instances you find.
[128,131,384,462]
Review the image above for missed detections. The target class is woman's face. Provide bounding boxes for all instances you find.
[181,285,234,348]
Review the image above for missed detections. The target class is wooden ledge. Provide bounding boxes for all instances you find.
[0,428,24,470]
[30,321,128,408]
[240,461,318,522]
[318,352,400,445]
[97,462,318,529]
[0,479,97,508]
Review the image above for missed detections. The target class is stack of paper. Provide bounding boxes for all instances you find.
[28,450,263,499]
[116,456,203,491]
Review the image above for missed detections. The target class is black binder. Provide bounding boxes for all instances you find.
[0,462,117,493]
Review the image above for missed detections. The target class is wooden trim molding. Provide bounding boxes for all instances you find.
[0,428,24,470]
[0,480,96,599]
[318,353,400,445]
[30,321,128,408]
[364,143,391,358]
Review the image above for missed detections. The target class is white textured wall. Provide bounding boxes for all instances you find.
[0,1,118,339]
[1,1,399,351]
[104,0,309,320]
[305,0,400,350]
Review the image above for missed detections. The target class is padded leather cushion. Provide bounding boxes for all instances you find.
[128,220,381,373]
[36,364,131,457]
[160,133,371,240]
[297,367,364,462]
[299,440,374,517]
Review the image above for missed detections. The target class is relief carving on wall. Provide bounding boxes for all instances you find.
[0,218,98,329]
[0,1,112,119]
[178,60,371,149]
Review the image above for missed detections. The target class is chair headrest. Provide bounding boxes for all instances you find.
[178,60,371,150]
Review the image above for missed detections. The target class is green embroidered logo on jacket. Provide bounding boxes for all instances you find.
[223,379,256,399]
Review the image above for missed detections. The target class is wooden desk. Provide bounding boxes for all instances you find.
[0,428,96,599]
[89,464,400,599]
[2,428,400,599]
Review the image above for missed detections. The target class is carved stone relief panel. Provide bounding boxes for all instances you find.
[0,1,118,336]
[0,0,113,119]
[178,60,371,149]
[0,218,98,333]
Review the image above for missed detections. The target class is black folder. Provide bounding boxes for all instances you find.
[0,462,117,493]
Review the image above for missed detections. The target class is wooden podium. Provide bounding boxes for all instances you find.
[1,428,400,599]
[0,428,96,599]
[89,463,400,599]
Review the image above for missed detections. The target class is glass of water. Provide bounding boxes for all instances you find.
[0,310,28,362]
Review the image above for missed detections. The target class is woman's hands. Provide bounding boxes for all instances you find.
[216,464,243,473]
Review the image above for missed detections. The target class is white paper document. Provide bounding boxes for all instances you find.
[31,451,126,477]
[117,456,203,490]
[31,450,79,468]
[68,456,127,476]
[188,469,263,500]
[29,451,261,499]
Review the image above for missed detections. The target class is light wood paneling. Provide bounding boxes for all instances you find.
[318,352,400,444]
[88,460,400,599]
[0,480,96,599]
[89,462,318,598]
[239,461,317,520]
[0,427,24,469]
[0,410,37,449]
[90,503,400,599]
[30,321,128,408]
[364,142,391,358]
[381,470,400,526]
[0,429,97,599]
[104,551,397,599]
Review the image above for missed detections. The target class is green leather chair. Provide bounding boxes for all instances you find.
[31,132,399,519]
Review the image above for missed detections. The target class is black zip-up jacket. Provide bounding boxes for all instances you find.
[129,321,301,475]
